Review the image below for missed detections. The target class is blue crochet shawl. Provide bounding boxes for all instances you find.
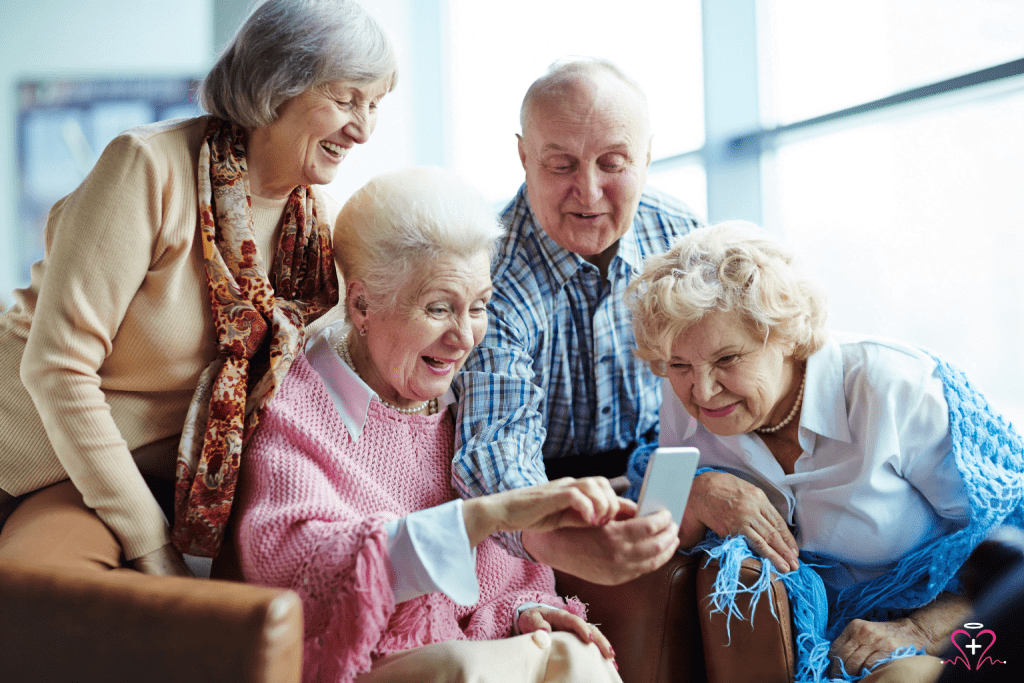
[631,354,1024,682]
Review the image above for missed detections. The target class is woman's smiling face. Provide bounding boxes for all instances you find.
[252,78,389,196]
[665,310,799,436]
[356,252,492,408]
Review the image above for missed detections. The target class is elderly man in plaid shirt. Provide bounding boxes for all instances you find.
[453,57,703,585]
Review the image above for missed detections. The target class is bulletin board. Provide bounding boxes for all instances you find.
[15,77,203,283]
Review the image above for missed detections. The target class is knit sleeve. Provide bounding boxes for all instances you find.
[459,539,586,641]
[237,387,398,681]
[464,587,587,641]
[19,131,170,559]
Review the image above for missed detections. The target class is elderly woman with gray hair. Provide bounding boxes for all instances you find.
[237,167,622,683]
[0,0,395,576]
[625,222,1024,682]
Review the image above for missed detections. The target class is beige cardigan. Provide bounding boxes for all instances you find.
[0,117,340,559]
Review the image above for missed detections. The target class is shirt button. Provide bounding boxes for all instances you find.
[601,406,611,415]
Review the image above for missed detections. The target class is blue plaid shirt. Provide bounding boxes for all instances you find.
[452,183,702,557]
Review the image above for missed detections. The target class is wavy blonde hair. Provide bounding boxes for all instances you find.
[627,221,828,373]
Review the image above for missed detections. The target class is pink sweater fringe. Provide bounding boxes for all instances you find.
[237,355,584,682]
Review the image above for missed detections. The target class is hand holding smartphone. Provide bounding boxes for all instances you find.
[636,447,700,525]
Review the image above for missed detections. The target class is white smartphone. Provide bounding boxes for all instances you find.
[636,446,700,525]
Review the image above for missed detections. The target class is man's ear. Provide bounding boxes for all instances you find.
[517,134,528,171]
[646,135,654,169]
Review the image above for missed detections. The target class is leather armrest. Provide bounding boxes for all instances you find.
[959,526,1024,601]
[697,557,795,683]
[0,559,303,683]
[556,553,704,683]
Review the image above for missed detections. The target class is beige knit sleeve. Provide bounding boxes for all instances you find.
[20,132,172,559]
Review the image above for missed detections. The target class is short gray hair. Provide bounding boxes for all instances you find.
[519,57,650,138]
[200,0,397,130]
[333,167,505,316]
[627,221,829,370]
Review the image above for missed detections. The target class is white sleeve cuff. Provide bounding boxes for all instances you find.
[513,601,559,634]
[384,499,480,606]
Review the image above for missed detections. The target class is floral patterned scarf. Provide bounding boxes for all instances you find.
[172,117,339,557]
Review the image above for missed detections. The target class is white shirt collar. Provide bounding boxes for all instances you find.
[304,324,456,441]
[800,334,853,444]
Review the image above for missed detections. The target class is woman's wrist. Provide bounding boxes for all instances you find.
[908,593,972,654]
[130,543,193,577]
[462,497,496,548]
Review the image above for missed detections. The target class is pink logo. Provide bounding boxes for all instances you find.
[944,622,1008,670]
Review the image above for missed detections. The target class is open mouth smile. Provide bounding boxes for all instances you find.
[320,141,346,158]
[422,355,456,375]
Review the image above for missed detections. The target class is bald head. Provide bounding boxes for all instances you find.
[519,57,651,144]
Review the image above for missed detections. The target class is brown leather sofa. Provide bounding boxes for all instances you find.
[0,552,795,683]
[557,554,795,683]
[0,558,303,683]
[556,555,706,683]
[696,557,795,683]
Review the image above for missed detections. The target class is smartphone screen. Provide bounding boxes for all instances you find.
[636,446,700,525]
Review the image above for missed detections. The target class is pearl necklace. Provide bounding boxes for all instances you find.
[756,368,806,434]
[334,334,437,415]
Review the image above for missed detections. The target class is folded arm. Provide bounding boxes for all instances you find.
[829,593,972,675]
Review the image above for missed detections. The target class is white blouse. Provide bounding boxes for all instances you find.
[660,332,969,588]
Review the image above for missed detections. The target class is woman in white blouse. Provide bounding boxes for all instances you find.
[624,222,1003,682]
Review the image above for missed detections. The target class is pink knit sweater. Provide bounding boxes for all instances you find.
[238,355,584,682]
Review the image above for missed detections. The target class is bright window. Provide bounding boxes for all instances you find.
[760,0,1024,124]
[446,0,704,204]
[648,162,707,223]
[760,2,1024,427]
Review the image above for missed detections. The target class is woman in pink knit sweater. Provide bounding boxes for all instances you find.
[237,167,625,683]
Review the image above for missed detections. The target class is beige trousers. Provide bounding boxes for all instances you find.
[0,480,125,572]
[354,631,622,683]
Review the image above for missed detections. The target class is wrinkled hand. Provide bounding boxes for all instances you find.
[829,618,930,677]
[522,504,680,585]
[130,543,193,577]
[830,593,971,676]
[463,477,621,547]
[518,605,616,662]
[685,471,800,572]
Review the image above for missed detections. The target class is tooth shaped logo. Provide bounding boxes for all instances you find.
[944,623,1008,671]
